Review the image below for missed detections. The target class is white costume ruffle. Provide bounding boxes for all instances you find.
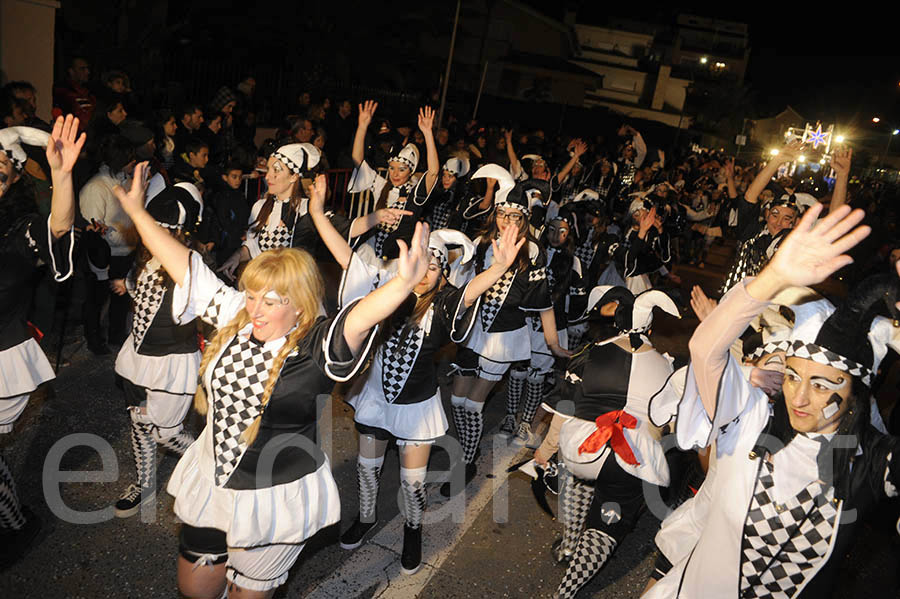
[462,315,531,364]
[114,335,201,394]
[347,387,448,442]
[167,424,341,548]
[0,338,54,398]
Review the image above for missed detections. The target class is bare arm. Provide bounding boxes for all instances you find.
[46,115,86,237]
[540,307,570,357]
[745,140,802,204]
[505,130,521,177]
[351,100,377,167]
[556,139,586,184]
[343,222,431,354]
[309,175,353,269]
[724,158,738,200]
[114,162,190,284]
[829,148,851,213]
[418,107,439,192]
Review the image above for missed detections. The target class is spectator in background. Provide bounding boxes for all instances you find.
[174,103,203,153]
[313,127,330,170]
[53,56,96,130]
[233,76,257,146]
[78,134,137,353]
[170,137,209,193]
[102,70,130,95]
[154,109,178,174]
[327,98,355,167]
[1,95,27,127]
[3,81,50,130]
[210,161,250,266]
[292,117,315,143]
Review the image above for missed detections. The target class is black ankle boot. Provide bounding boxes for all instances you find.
[400,524,422,574]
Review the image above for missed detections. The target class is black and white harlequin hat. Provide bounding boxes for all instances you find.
[584,285,680,348]
[299,142,321,171]
[389,143,419,173]
[0,126,50,171]
[743,287,820,362]
[428,228,475,279]
[786,275,899,386]
[443,157,470,178]
[471,163,521,214]
[146,186,201,233]
[272,143,314,176]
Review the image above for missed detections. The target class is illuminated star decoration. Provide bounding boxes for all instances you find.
[807,124,828,149]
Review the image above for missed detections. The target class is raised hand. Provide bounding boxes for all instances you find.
[724,158,734,179]
[310,174,327,214]
[46,114,86,174]
[571,138,587,157]
[775,140,805,164]
[749,367,783,396]
[832,147,852,178]
[358,100,378,129]
[690,285,718,322]
[491,221,526,269]
[763,203,869,289]
[418,106,435,134]
[396,221,431,286]
[112,161,150,217]
[639,206,656,237]
[217,250,242,281]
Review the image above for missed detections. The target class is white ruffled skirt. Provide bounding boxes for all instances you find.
[167,426,341,548]
[115,335,201,394]
[347,384,448,442]
[0,338,54,399]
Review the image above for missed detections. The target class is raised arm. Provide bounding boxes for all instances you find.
[724,158,738,200]
[343,221,432,354]
[114,162,190,284]
[309,175,353,269]
[745,140,803,204]
[630,127,647,168]
[505,129,521,178]
[557,139,586,184]
[351,100,377,168]
[418,106,439,191]
[690,203,869,419]
[462,223,525,306]
[829,147,851,214]
[46,115,86,237]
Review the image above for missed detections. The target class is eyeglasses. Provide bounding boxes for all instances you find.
[496,210,523,223]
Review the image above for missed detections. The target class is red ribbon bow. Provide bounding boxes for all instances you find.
[577,410,639,466]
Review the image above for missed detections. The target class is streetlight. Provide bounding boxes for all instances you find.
[873,117,881,123]
[700,56,708,64]
[835,134,845,143]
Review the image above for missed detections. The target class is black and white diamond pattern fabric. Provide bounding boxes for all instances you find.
[210,336,276,486]
[430,199,453,230]
[401,477,427,529]
[381,325,425,403]
[739,460,838,598]
[0,453,25,530]
[202,286,236,329]
[480,269,516,331]
[131,270,166,349]
[787,341,872,386]
[749,340,792,362]
[258,224,292,252]
[558,465,595,557]
[574,228,595,265]
[528,266,547,282]
[556,528,617,599]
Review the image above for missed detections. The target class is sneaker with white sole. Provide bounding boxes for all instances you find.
[512,422,532,446]
[114,484,156,518]
[497,414,517,438]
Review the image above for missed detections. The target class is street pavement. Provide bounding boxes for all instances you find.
[3,245,898,598]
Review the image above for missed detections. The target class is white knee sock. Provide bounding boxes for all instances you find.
[400,466,428,529]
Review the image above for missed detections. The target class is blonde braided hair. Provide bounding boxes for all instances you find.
[193,248,325,446]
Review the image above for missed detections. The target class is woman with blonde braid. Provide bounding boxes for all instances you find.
[113,163,435,598]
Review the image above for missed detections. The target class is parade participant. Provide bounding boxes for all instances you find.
[442,164,569,496]
[500,207,587,446]
[643,204,900,599]
[110,184,204,518]
[611,198,672,294]
[308,175,526,573]
[218,141,392,278]
[550,138,589,206]
[540,286,678,598]
[113,162,435,597]
[0,117,81,561]
[719,142,835,292]
[347,102,439,260]
[446,175,496,238]
[424,156,469,230]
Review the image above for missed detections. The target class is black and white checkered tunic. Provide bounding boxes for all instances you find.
[257,223,292,252]
[209,335,277,486]
[480,269,516,331]
[373,190,411,256]
[130,269,166,349]
[574,227,595,265]
[381,324,425,403]
[739,459,838,598]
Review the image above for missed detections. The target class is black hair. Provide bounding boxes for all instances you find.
[223,160,243,174]
[2,81,35,96]
[100,134,135,174]
[179,103,202,120]
[183,136,209,156]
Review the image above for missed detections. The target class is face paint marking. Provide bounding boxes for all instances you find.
[822,392,843,420]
